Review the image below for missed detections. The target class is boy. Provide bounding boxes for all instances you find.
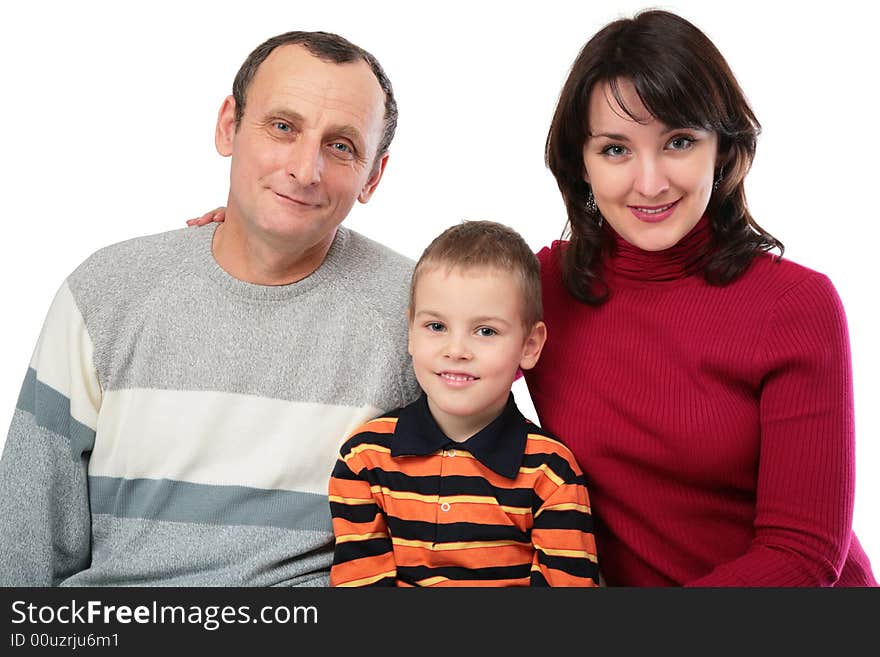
[328,220,599,586]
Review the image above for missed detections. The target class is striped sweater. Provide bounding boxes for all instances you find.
[0,224,419,586]
[329,394,599,587]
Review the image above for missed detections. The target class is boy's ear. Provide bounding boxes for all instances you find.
[519,321,547,371]
[407,321,414,357]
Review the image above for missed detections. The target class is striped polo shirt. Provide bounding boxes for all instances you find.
[329,393,599,587]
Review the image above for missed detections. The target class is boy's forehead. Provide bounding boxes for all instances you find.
[414,263,513,293]
[412,263,526,312]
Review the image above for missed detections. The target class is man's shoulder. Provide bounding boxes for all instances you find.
[63,226,208,324]
[70,226,201,284]
[331,227,415,319]
[339,227,414,279]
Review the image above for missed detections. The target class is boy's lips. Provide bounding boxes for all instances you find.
[437,371,479,386]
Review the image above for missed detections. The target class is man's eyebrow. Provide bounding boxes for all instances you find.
[330,125,365,148]
[266,108,305,125]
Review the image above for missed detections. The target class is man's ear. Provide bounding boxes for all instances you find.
[358,152,389,203]
[215,95,237,157]
[519,321,547,371]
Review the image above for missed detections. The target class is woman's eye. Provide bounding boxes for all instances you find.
[668,136,695,150]
[601,144,628,157]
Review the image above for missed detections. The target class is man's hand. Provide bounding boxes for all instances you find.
[186,207,226,227]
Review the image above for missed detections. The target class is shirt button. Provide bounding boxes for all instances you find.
[448,449,456,457]
[440,502,451,512]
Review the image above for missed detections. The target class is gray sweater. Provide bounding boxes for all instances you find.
[0,224,419,586]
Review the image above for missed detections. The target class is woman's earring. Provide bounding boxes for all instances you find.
[713,166,725,191]
[586,189,598,213]
[586,189,603,227]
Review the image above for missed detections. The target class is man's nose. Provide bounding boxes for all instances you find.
[286,139,323,185]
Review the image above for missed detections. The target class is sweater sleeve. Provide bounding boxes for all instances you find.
[0,281,101,585]
[328,441,397,587]
[688,273,855,586]
[529,450,600,587]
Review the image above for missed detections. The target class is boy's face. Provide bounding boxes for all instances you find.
[408,265,546,442]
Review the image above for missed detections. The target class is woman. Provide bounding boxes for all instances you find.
[525,9,875,586]
[190,9,876,586]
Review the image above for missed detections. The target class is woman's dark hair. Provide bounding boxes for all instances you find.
[545,9,783,304]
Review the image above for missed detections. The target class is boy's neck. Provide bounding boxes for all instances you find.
[426,395,509,443]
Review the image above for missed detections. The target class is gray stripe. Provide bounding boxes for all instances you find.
[16,367,96,459]
[89,476,332,533]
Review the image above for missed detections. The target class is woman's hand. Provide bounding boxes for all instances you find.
[186,207,226,227]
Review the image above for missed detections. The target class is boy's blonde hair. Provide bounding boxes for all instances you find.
[409,220,542,329]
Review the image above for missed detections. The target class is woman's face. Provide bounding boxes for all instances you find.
[582,79,718,252]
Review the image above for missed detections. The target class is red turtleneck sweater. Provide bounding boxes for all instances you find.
[525,218,876,586]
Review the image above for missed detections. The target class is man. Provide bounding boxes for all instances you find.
[0,31,419,586]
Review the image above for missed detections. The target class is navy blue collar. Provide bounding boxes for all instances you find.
[391,393,529,479]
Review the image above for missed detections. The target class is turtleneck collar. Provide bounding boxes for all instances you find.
[603,215,713,283]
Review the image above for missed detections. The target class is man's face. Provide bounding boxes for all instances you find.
[215,44,388,257]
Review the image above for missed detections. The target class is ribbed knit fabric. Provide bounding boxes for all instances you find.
[524,217,877,586]
[0,224,419,586]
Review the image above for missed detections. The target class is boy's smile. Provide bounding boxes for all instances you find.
[408,265,545,442]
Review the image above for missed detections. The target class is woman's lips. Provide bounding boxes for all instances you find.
[628,199,680,223]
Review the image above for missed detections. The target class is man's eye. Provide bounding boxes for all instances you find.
[329,142,352,153]
[476,327,496,337]
[274,122,291,132]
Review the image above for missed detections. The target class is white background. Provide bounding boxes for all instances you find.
[1,1,877,568]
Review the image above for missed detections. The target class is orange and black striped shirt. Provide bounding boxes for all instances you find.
[329,394,599,587]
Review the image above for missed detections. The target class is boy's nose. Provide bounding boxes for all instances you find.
[444,335,472,360]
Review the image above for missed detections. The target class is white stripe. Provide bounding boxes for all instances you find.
[29,281,101,431]
[90,388,380,495]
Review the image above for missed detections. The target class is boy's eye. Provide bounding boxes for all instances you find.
[476,327,496,337]
[427,322,445,332]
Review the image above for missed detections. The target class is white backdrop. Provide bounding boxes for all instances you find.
[1,0,877,568]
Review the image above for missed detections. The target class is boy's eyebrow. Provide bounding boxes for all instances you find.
[413,309,444,318]
[472,315,512,326]
[412,310,512,326]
